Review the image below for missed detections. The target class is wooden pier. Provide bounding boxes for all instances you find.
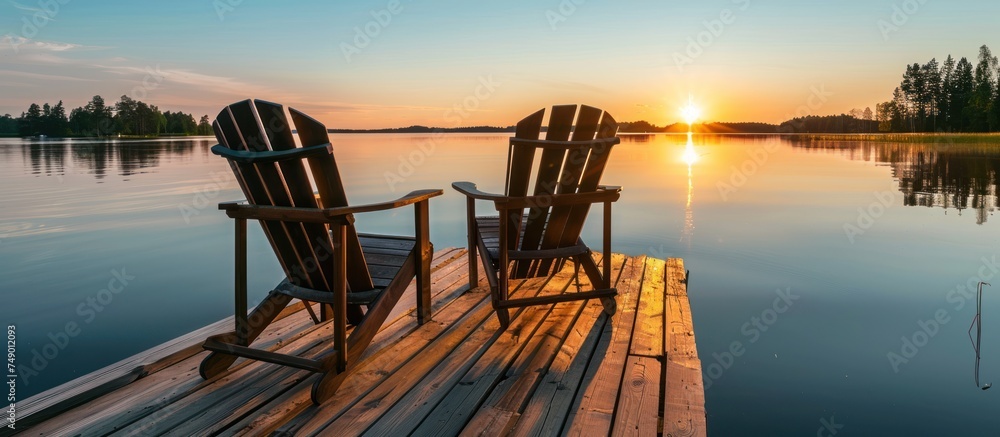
[14,249,706,436]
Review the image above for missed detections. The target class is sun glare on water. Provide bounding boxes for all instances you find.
[682,132,698,166]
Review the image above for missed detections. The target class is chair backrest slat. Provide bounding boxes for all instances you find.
[250,101,337,295]
[503,104,619,278]
[216,104,315,288]
[213,117,295,277]
[504,109,544,255]
[288,107,375,294]
[533,105,605,275]
[228,101,332,292]
[560,110,618,247]
[213,100,373,297]
[518,105,577,257]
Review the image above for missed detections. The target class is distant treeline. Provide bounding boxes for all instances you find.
[0,95,212,137]
[622,44,1000,135]
[618,120,779,133]
[621,116,895,134]
[8,43,998,137]
[875,44,1000,133]
[328,125,514,134]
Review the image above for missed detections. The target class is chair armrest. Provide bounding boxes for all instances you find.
[494,189,621,210]
[452,182,507,201]
[219,201,355,224]
[218,189,442,223]
[454,181,620,210]
[320,189,442,216]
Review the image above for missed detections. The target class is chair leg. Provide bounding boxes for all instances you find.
[577,252,607,290]
[415,201,432,325]
[466,199,479,289]
[495,257,511,330]
[416,247,432,325]
[312,368,347,404]
[200,292,292,379]
[600,296,617,315]
[496,307,511,330]
[573,260,582,292]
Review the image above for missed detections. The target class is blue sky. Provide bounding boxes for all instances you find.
[1,0,997,128]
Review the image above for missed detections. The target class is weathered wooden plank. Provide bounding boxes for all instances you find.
[611,356,661,437]
[461,293,589,436]
[509,303,605,437]
[18,252,704,437]
[358,273,571,436]
[17,300,313,432]
[110,319,342,436]
[403,269,578,437]
[65,240,446,434]
[163,355,319,436]
[306,274,538,437]
[508,254,627,437]
[461,254,608,436]
[172,248,464,435]
[286,290,505,435]
[663,258,706,437]
[274,259,510,435]
[562,255,645,436]
[174,241,479,437]
[224,249,477,435]
[25,304,319,436]
[630,256,665,358]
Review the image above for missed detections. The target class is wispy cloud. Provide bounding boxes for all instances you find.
[93,64,276,97]
[30,40,77,51]
[0,35,299,113]
[8,0,52,17]
[1,35,107,53]
[0,69,95,82]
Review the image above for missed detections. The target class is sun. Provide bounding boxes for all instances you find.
[680,95,702,125]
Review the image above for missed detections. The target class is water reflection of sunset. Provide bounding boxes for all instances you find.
[682,133,696,247]
[683,132,699,166]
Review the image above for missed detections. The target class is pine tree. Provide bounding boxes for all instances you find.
[939,55,956,130]
[922,59,941,131]
[86,95,114,136]
[197,115,212,135]
[18,103,42,136]
[971,45,997,131]
[952,57,974,132]
[48,101,69,136]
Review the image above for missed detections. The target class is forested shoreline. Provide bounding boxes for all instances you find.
[874,45,1000,133]
[3,45,998,137]
[0,95,211,137]
[620,44,1000,135]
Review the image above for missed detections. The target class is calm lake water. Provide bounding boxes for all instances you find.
[2,133,999,435]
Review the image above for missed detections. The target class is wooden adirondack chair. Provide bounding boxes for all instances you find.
[200,99,442,404]
[452,104,621,329]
